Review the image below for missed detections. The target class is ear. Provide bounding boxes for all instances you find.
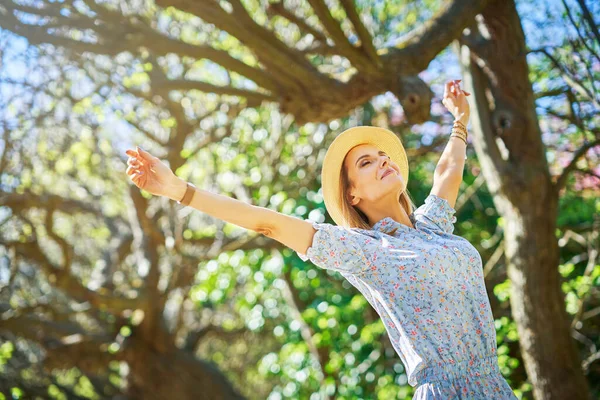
[346,190,359,206]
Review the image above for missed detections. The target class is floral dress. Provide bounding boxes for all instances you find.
[296,194,517,399]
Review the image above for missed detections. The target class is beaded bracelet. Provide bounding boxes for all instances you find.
[450,134,468,145]
[451,127,468,144]
[451,126,468,136]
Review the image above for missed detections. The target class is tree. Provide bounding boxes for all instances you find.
[453,1,596,398]
[0,0,597,398]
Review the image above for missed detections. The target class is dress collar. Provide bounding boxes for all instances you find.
[372,214,417,234]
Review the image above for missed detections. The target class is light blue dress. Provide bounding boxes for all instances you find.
[296,194,517,399]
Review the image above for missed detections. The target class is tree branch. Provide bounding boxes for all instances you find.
[7,240,144,313]
[305,0,372,72]
[266,1,328,43]
[384,0,491,73]
[554,139,600,191]
[338,0,381,67]
[154,79,277,103]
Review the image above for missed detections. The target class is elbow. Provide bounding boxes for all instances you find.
[255,223,277,238]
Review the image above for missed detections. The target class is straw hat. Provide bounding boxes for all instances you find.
[321,126,409,227]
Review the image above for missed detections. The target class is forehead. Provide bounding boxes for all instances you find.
[346,143,382,162]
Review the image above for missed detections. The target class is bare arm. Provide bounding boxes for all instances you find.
[434,80,470,209]
[432,136,465,210]
[432,117,468,210]
[167,178,316,254]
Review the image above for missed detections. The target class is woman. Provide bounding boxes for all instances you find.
[125,80,517,399]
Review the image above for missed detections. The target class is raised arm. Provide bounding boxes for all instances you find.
[125,146,316,256]
[166,175,316,255]
[164,176,379,276]
[433,79,471,209]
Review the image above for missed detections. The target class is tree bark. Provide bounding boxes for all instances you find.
[124,339,246,400]
[455,0,591,398]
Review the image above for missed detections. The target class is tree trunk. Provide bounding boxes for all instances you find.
[125,339,246,400]
[456,0,591,399]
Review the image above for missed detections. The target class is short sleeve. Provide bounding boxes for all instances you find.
[295,221,378,275]
[412,194,457,234]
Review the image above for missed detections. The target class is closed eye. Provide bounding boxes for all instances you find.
[360,155,390,168]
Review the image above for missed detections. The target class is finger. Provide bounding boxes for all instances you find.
[128,158,143,168]
[137,171,146,187]
[132,172,143,186]
[136,146,154,163]
[444,81,453,97]
[126,165,138,176]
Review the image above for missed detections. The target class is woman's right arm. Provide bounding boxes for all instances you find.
[165,177,317,255]
[126,146,318,255]
[165,176,377,274]
[168,179,375,275]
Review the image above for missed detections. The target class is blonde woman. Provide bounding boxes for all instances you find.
[125,80,516,399]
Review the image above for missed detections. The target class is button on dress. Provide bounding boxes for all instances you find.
[296,194,516,399]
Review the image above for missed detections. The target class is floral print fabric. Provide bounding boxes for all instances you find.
[297,194,516,399]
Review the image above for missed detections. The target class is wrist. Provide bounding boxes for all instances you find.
[454,114,469,127]
[167,177,188,202]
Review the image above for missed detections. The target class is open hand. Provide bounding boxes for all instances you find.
[125,146,177,197]
[442,79,471,124]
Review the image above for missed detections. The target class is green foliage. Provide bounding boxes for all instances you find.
[0,342,14,371]
[1,0,598,398]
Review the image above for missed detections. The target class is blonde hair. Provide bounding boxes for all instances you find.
[339,157,416,233]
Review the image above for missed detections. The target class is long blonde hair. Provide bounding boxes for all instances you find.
[339,157,416,233]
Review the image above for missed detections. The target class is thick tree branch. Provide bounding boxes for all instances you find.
[7,240,143,313]
[266,1,328,43]
[339,0,381,68]
[154,79,276,103]
[306,0,373,72]
[3,0,491,123]
[2,1,279,94]
[383,0,491,73]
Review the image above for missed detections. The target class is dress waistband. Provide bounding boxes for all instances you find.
[413,355,502,385]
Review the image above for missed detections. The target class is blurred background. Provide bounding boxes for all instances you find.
[0,0,598,399]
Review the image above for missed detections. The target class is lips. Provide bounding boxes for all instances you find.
[381,168,395,179]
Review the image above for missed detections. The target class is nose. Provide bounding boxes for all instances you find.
[380,156,389,169]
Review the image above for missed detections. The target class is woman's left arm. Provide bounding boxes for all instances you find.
[432,80,471,209]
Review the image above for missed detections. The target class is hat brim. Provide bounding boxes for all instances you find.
[321,126,409,227]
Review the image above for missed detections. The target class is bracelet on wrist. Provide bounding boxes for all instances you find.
[177,182,196,206]
[451,128,468,137]
[450,129,468,139]
[450,134,468,145]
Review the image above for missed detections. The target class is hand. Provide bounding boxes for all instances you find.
[125,146,178,197]
[442,79,471,125]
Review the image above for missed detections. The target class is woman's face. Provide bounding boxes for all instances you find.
[343,143,405,207]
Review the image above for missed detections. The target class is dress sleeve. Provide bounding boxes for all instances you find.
[413,194,457,234]
[295,221,377,275]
